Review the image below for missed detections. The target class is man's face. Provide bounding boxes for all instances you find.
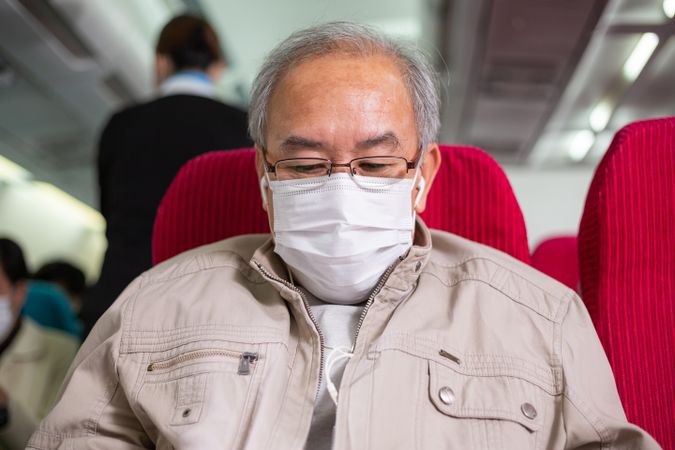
[256,53,440,230]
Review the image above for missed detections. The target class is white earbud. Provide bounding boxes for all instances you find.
[414,176,426,208]
[259,176,269,207]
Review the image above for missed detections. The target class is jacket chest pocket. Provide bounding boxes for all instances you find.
[136,345,264,450]
[420,359,551,450]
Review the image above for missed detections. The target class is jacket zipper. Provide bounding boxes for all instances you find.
[439,349,461,365]
[146,349,258,375]
[351,259,402,352]
[238,352,259,375]
[253,262,325,398]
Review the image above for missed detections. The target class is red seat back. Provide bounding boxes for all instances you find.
[578,117,675,447]
[153,145,529,265]
[421,145,530,263]
[531,236,579,291]
[152,148,269,265]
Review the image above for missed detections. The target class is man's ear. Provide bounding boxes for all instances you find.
[256,147,275,233]
[414,144,441,214]
[255,148,268,211]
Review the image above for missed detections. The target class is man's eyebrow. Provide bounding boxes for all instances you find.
[279,133,401,152]
[280,136,325,150]
[355,132,401,150]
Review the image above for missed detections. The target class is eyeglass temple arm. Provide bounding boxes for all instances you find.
[263,158,276,174]
[411,146,427,170]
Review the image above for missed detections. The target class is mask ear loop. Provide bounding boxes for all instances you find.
[325,346,353,406]
[260,176,269,208]
[414,176,426,209]
[412,147,427,210]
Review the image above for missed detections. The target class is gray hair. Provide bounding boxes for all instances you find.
[249,21,440,150]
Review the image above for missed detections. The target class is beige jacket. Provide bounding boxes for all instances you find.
[29,221,660,449]
[0,319,78,450]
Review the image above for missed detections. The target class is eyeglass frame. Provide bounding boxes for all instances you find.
[262,147,425,179]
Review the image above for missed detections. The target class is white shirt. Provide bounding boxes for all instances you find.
[158,71,216,99]
[302,289,365,450]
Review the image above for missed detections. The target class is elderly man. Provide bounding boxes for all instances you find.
[30,22,659,450]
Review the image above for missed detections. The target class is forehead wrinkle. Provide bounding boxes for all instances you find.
[266,54,417,156]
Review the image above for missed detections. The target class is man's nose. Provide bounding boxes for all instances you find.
[330,163,353,175]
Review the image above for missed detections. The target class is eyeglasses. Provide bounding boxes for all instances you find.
[264,155,421,183]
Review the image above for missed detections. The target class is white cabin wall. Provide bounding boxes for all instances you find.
[504,166,596,250]
[0,180,106,282]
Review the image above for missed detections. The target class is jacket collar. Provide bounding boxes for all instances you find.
[249,216,432,300]
[386,215,432,293]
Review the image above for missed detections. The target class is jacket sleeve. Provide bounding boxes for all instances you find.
[27,278,151,450]
[560,292,662,449]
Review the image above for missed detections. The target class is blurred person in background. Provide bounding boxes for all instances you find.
[34,261,87,314]
[82,14,253,337]
[0,239,78,450]
[21,280,82,340]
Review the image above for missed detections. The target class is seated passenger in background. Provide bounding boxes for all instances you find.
[21,281,82,340]
[34,261,87,314]
[0,239,78,450]
[29,22,660,449]
[82,13,253,337]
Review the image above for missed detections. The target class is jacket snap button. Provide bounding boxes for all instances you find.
[182,408,191,418]
[438,386,455,405]
[521,402,537,419]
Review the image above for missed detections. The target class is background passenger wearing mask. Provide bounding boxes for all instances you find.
[82,14,253,337]
[0,239,78,450]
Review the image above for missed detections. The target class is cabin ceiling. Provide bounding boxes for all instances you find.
[0,0,673,206]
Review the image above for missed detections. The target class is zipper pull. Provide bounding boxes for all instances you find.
[439,349,461,365]
[238,352,258,375]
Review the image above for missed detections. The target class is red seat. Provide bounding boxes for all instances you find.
[578,117,675,448]
[531,236,579,291]
[153,145,530,265]
[152,148,270,265]
[421,145,530,263]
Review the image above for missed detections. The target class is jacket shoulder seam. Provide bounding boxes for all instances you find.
[140,251,264,287]
[425,256,572,322]
[424,271,557,322]
[430,255,567,301]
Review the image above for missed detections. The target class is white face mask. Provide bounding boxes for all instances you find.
[265,172,424,304]
[0,296,14,340]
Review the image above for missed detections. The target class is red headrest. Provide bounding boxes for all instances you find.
[578,117,675,447]
[421,145,530,263]
[152,145,529,265]
[152,148,269,265]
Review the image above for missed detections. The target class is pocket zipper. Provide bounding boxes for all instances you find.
[147,350,259,375]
